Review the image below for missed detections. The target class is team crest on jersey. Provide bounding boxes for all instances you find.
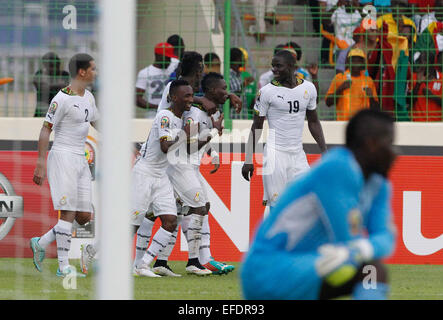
[160,116,170,129]
[303,90,309,100]
[194,192,200,202]
[59,196,67,205]
[49,101,58,115]
[348,208,362,236]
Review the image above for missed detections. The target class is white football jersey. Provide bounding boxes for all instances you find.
[45,87,99,156]
[138,108,183,177]
[135,61,178,106]
[254,79,317,152]
[182,105,220,166]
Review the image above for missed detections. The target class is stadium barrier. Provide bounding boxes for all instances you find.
[1,118,442,265]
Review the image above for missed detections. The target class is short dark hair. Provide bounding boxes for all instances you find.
[230,47,244,63]
[177,51,203,77]
[204,52,220,64]
[346,109,394,151]
[274,49,296,66]
[169,79,190,97]
[201,72,224,93]
[68,53,94,78]
[167,34,185,58]
[286,41,302,61]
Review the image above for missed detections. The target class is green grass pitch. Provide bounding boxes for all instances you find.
[0,258,442,300]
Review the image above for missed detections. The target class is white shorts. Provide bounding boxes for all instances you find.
[262,147,310,206]
[47,150,93,212]
[167,164,207,208]
[130,166,177,226]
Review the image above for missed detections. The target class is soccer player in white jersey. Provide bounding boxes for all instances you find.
[30,53,98,277]
[135,42,179,118]
[242,49,327,208]
[155,73,235,276]
[132,79,193,277]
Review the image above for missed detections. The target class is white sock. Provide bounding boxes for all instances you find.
[157,214,182,261]
[199,215,212,265]
[54,220,73,271]
[140,227,172,267]
[181,214,191,236]
[38,228,56,249]
[187,214,204,259]
[134,217,155,266]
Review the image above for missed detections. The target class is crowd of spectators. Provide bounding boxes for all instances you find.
[33,1,443,122]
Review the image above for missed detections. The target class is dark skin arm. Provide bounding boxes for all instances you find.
[135,88,147,108]
[363,87,380,111]
[325,80,351,107]
[306,109,327,153]
[241,113,265,181]
[160,124,191,154]
[187,114,224,153]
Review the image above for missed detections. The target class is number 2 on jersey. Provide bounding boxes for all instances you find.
[288,100,299,114]
[85,109,89,122]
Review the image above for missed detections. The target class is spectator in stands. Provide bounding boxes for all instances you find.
[331,0,362,71]
[335,21,378,73]
[239,47,257,118]
[318,0,340,66]
[259,44,286,88]
[167,34,185,62]
[167,34,185,81]
[33,52,70,117]
[203,52,221,75]
[229,47,244,97]
[286,41,317,82]
[252,0,279,43]
[411,51,442,121]
[229,47,255,119]
[135,42,179,118]
[326,48,379,120]
[376,0,417,46]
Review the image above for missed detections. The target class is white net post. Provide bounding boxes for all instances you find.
[96,0,135,300]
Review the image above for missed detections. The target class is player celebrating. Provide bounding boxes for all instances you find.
[157,51,242,114]
[30,53,99,277]
[132,79,193,277]
[241,109,397,300]
[242,49,327,208]
[154,73,235,276]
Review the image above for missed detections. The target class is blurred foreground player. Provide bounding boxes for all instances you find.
[30,53,99,277]
[241,109,397,300]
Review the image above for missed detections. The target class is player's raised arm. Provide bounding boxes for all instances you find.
[33,121,52,186]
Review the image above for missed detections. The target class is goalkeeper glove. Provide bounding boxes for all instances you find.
[315,242,369,287]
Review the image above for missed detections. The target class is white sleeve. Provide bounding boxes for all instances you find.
[135,68,148,90]
[157,81,171,111]
[157,111,174,141]
[45,95,66,128]
[253,87,270,117]
[307,83,317,111]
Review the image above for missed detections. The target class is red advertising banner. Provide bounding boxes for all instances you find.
[1,151,442,265]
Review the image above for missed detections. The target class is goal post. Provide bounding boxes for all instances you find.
[96,0,136,300]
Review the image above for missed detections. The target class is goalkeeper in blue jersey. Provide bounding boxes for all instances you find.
[240,109,397,300]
